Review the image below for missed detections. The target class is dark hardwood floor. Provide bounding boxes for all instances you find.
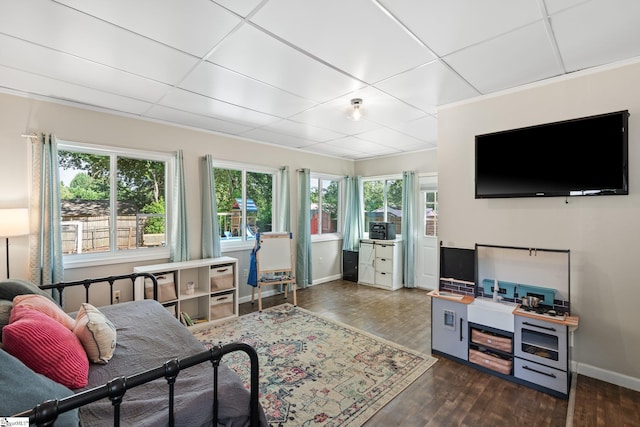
[239,280,640,427]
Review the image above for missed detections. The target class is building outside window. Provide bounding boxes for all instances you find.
[58,142,171,263]
[424,190,438,237]
[310,174,341,238]
[213,162,275,247]
[362,177,403,236]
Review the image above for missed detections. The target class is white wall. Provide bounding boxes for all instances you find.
[0,92,355,302]
[438,59,640,388]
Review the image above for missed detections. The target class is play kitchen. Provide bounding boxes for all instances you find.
[430,244,579,398]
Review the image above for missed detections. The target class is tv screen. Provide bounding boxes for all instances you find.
[440,247,475,283]
[475,110,629,198]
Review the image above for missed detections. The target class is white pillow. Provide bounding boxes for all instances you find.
[73,303,117,364]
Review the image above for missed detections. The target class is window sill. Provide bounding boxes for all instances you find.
[63,247,170,269]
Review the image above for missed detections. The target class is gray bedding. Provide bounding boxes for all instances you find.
[75,300,266,427]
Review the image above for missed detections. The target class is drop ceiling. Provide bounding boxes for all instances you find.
[2,0,640,160]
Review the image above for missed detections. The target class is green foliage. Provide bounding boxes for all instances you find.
[141,198,165,234]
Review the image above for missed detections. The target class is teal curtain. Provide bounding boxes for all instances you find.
[342,176,363,251]
[277,166,290,232]
[296,168,312,287]
[170,150,189,262]
[201,155,221,258]
[401,171,416,288]
[29,134,63,289]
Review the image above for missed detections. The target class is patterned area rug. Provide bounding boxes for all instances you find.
[191,304,437,427]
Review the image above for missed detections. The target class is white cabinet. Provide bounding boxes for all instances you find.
[358,239,402,290]
[134,257,238,326]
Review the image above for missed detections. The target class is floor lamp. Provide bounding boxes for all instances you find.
[0,208,30,279]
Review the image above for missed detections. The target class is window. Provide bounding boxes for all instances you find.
[310,175,341,237]
[58,142,172,264]
[214,162,275,247]
[424,190,438,237]
[363,177,403,236]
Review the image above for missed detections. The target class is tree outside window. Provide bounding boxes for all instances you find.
[310,176,340,235]
[58,146,168,255]
[214,165,274,242]
[363,178,403,236]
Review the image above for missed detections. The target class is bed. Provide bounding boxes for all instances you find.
[0,275,267,427]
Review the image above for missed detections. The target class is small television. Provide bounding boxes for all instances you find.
[475,110,629,198]
[440,246,475,283]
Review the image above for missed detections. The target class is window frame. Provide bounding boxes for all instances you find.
[309,173,343,242]
[361,174,403,239]
[58,140,174,269]
[213,160,278,252]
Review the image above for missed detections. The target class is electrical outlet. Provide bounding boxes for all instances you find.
[113,290,121,303]
[243,269,248,278]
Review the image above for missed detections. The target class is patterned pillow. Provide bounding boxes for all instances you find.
[13,294,75,330]
[3,305,89,389]
[73,303,117,364]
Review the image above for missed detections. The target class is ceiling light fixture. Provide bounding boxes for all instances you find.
[347,98,364,121]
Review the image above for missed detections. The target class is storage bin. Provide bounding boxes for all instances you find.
[210,294,234,321]
[469,348,513,375]
[144,272,177,303]
[210,265,234,291]
[471,329,513,353]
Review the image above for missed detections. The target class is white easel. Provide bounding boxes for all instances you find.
[251,232,296,311]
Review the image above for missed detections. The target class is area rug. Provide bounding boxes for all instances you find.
[191,303,437,427]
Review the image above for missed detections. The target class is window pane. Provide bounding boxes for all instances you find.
[247,171,272,239]
[310,179,319,235]
[386,179,403,236]
[59,151,111,254]
[214,168,242,240]
[322,179,338,233]
[425,191,438,237]
[363,180,384,233]
[117,156,166,250]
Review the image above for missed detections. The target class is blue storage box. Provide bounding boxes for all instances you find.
[517,284,555,306]
[481,279,517,299]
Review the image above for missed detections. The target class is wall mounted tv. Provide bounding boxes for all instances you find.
[475,110,629,198]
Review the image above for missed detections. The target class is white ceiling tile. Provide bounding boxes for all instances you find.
[159,88,279,127]
[261,120,344,142]
[444,21,564,94]
[303,142,361,157]
[357,127,427,149]
[544,0,590,15]
[551,0,640,72]
[180,62,317,117]
[251,0,436,83]
[0,65,152,115]
[55,0,242,57]
[349,87,427,128]
[212,0,265,17]
[0,0,199,84]
[145,105,252,134]
[0,35,170,103]
[389,116,438,143]
[375,60,479,114]
[239,128,318,148]
[324,136,401,156]
[378,0,542,56]
[209,25,365,102]
[289,102,381,135]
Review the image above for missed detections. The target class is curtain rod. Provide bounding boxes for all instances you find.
[21,134,38,140]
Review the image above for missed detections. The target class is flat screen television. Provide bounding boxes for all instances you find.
[440,247,475,283]
[475,110,629,198]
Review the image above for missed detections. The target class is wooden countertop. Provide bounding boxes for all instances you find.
[513,305,579,328]
[427,290,474,304]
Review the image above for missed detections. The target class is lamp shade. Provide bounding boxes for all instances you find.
[0,208,30,237]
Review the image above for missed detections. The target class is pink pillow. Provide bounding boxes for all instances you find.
[13,294,75,330]
[3,305,89,389]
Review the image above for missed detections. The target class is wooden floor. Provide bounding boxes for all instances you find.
[240,280,640,427]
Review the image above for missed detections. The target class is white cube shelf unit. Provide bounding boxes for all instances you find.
[134,257,239,326]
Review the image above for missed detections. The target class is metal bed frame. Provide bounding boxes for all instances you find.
[14,273,261,427]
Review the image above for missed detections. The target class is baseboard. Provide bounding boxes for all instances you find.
[572,360,640,392]
[312,274,342,285]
